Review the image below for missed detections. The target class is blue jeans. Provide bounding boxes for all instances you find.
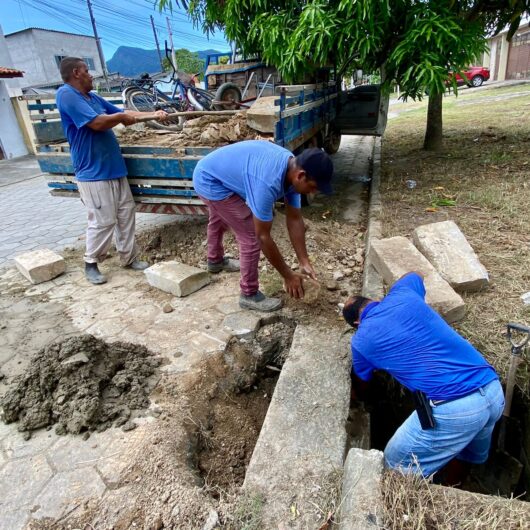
[384,379,505,477]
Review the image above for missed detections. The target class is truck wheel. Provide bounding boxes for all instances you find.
[323,130,341,154]
[470,75,484,88]
[213,83,242,110]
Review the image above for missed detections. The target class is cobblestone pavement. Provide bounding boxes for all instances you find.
[0,156,182,269]
[0,136,373,529]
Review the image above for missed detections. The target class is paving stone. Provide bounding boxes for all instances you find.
[144,261,210,297]
[13,249,66,285]
[369,236,465,323]
[215,298,242,315]
[0,454,53,510]
[24,282,54,297]
[412,220,489,292]
[85,318,128,339]
[32,467,106,520]
[222,311,261,339]
[3,428,58,459]
[0,508,30,530]
[338,448,384,529]
[244,325,350,527]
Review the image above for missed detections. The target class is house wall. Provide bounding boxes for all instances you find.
[6,29,103,88]
[506,27,530,79]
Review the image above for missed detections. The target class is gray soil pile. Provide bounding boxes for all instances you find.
[1,335,160,436]
[118,112,272,148]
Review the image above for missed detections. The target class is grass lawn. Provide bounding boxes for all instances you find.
[381,82,530,388]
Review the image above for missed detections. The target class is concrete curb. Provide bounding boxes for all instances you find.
[362,137,385,300]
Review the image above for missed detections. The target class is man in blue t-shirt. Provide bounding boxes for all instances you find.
[56,57,167,284]
[193,141,333,312]
[342,272,504,480]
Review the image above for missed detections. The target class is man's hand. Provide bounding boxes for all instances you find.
[283,272,305,299]
[299,261,317,280]
[153,110,169,122]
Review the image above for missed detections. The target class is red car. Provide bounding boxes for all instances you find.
[452,66,490,87]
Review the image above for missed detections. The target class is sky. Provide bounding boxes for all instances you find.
[0,0,230,59]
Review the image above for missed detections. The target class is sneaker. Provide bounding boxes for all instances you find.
[239,291,282,312]
[126,260,149,271]
[208,257,240,274]
[85,263,107,285]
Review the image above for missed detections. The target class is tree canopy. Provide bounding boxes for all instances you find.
[164,48,205,77]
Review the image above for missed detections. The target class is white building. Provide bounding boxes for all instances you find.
[4,27,103,89]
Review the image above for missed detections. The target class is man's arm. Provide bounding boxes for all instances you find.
[87,110,167,132]
[253,217,306,298]
[285,203,317,280]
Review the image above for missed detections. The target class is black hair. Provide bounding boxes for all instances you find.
[60,57,85,82]
[343,296,371,327]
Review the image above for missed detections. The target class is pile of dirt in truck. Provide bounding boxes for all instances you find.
[117,112,272,148]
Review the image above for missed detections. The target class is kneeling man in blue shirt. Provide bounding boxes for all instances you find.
[343,272,504,480]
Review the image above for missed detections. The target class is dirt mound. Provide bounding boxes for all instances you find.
[118,112,272,148]
[1,335,160,436]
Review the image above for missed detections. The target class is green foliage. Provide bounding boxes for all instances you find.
[156,0,529,100]
[163,48,204,76]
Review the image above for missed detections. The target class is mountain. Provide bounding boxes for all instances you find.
[107,46,226,77]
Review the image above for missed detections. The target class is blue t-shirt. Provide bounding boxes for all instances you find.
[192,140,301,221]
[351,273,497,400]
[56,84,127,181]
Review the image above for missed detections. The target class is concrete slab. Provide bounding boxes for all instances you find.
[412,220,489,292]
[369,236,465,323]
[246,96,277,133]
[338,448,384,529]
[222,311,261,339]
[243,325,351,528]
[13,248,65,284]
[144,261,210,297]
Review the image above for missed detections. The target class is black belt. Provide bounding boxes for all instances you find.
[430,386,484,406]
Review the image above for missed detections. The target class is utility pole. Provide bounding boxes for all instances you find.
[166,17,175,71]
[86,0,110,91]
[150,15,164,71]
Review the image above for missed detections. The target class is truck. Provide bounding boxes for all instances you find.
[24,81,388,216]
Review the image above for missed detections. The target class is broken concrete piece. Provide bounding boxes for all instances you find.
[413,220,489,292]
[14,249,65,285]
[222,311,261,339]
[302,278,321,304]
[369,236,465,323]
[338,449,384,529]
[144,261,210,297]
[246,96,278,133]
[61,353,89,366]
[244,326,350,527]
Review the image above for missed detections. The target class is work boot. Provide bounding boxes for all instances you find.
[85,263,107,285]
[239,290,282,312]
[126,260,149,271]
[208,257,240,274]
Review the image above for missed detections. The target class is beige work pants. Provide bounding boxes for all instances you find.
[77,177,138,266]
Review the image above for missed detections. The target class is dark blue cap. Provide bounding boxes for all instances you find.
[296,148,334,195]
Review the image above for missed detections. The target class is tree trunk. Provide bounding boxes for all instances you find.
[423,92,443,151]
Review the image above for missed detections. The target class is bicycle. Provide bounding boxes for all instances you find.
[122,43,241,131]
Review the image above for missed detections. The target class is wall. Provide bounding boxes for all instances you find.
[6,29,103,88]
[0,81,29,158]
[0,25,23,96]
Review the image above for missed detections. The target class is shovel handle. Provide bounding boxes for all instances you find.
[503,353,522,418]
[507,322,530,351]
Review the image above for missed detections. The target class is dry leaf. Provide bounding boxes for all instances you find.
[425,207,437,213]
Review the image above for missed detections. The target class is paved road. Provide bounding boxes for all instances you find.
[0,157,182,268]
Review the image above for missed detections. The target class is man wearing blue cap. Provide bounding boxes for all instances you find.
[193,140,334,312]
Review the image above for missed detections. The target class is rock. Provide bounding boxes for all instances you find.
[521,292,530,305]
[326,281,339,291]
[333,271,345,281]
[246,96,278,133]
[14,248,66,285]
[162,302,174,313]
[369,236,465,323]
[121,421,137,432]
[61,353,90,366]
[412,220,489,292]
[144,261,210,297]
[343,268,353,277]
[202,509,219,530]
[303,278,321,304]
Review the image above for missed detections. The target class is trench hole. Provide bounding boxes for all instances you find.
[348,373,530,501]
[183,316,296,494]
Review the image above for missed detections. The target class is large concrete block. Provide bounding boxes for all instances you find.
[14,248,65,284]
[144,261,210,297]
[339,448,384,529]
[246,96,278,133]
[369,236,465,323]
[244,325,351,528]
[412,220,489,292]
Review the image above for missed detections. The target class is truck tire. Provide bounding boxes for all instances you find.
[213,83,242,110]
[323,129,341,154]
